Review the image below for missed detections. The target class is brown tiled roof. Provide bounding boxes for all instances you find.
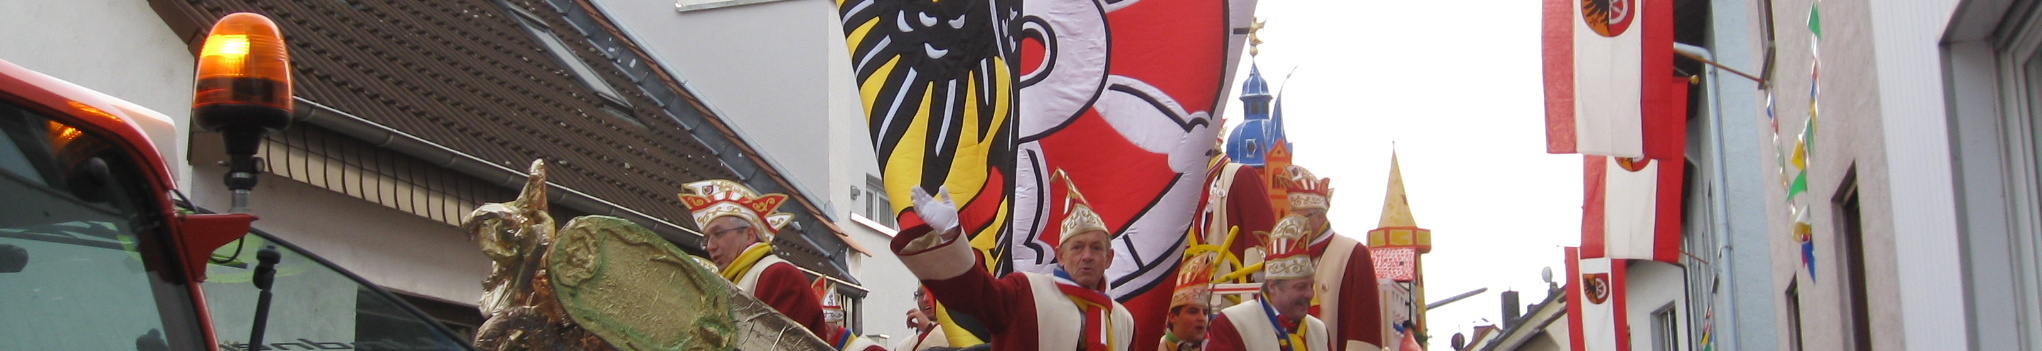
[147,0,870,287]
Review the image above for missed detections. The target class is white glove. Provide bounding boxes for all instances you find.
[911,186,961,239]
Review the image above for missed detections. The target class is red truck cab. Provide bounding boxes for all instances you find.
[0,13,471,351]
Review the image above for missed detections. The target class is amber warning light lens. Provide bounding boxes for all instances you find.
[193,12,292,136]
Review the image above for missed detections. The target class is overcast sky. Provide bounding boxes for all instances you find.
[1217,0,1580,347]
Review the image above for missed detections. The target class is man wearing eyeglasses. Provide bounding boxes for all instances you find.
[679,180,834,343]
[897,286,953,350]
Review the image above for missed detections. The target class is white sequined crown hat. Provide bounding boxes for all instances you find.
[1171,251,1217,308]
[1284,165,1333,211]
[1055,170,1114,246]
[1261,214,1317,280]
[677,179,794,241]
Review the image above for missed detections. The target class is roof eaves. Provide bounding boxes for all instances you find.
[291,98,705,245]
[1482,289,1570,351]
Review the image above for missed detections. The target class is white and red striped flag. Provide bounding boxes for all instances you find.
[1579,69,1687,264]
[1583,153,1684,264]
[1565,247,1631,351]
[1542,0,1681,160]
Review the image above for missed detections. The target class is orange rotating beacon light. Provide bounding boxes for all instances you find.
[192,12,292,213]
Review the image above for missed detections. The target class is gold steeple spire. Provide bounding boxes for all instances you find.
[1377,149,1417,228]
[1367,148,1430,253]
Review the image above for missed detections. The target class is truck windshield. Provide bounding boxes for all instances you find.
[199,226,474,351]
[0,99,202,349]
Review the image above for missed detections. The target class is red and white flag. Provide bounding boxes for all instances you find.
[1565,247,1630,351]
[1584,155,1683,263]
[1542,0,1680,160]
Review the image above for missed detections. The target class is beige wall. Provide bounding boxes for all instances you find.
[1759,0,1970,349]
[1761,0,1899,349]
[190,166,491,304]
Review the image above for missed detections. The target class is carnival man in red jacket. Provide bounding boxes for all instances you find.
[1283,165,1388,351]
[1206,214,1331,351]
[891,178,1136,351]
[679,180,836,343]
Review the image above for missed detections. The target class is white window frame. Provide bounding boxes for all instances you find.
[864,176,895,229]
[1947,1,2042,347]
[1996,6,2042,348]
[1650,304,1680,351]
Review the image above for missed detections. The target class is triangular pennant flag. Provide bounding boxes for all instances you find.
[1808,3,1823,39]
[1787,169,1809,202]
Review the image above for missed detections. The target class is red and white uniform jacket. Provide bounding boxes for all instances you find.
[892,215,1136,351]
[1205,299,1330,351]
[728,246,831,339]
[1309,230,1388,351]
[894,325,949,351]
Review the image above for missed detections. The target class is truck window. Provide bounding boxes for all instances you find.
[0,99,199,349]
[200,225,473,351]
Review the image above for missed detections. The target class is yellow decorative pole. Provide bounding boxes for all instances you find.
[1365,149,1431,346]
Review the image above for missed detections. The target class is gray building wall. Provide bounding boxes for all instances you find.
[1627,261,1689,351]
[1684,1,1782,349]
[590,0,836,197]
[845,219,919,342]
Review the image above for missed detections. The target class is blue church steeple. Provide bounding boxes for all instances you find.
[1225,63,1289,167]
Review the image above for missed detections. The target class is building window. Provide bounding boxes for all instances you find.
[1650,304,1679,351]
[500,2,644,127]
[862,176,894,229]
[1834,170,1871,351]
[1785,282,1805,351]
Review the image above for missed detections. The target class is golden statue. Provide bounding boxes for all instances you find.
[1248,18,1266,57]
[464,160,832,351]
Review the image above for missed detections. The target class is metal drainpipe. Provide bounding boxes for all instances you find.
[1675,41,1740,349]
[290,97,705,243]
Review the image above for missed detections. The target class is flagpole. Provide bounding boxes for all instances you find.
[1674,43,1764,85]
